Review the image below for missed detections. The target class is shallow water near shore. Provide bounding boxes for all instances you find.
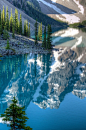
[0,27,86,130]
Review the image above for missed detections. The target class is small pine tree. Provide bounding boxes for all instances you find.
[14,8,18,33]
[42,26,46,48]
[40,22,42,41]
[24,20,26,36]
[6,39,10,49]
[0,97,32,130]
[26,20,28,37]
[1,6,5,30]
[28,23,30,37]
[3,26,9,40]
[47,24,52,49]
[35,19,38,45]
[6,6,9,31]
[19,14,22,35]
[12,18,15,38]
[18,20,20,34]
[9,9,13,32]
[38,24,41,40]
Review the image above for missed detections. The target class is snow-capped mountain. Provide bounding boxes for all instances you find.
[37,0,86,24]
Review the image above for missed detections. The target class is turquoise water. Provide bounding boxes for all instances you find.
[0,28,86,130]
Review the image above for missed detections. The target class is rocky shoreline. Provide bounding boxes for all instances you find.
[0,33,50,56]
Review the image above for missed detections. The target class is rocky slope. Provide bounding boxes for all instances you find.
[0,33,49,56]
[0,0,38,35]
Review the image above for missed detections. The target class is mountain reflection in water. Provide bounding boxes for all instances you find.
[0,27,86,130]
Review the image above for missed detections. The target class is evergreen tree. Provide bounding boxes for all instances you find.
[24,20,26,36]
[24,20,28,36]
[19,14,22,34]
[28,23,30,37]
[35,19,38,45]
[3,25,9,40]
[48,24,52,49]
[26,20,28,37]
[38,24,40,40]
[47,24,52,49]
[9,9,13,32]
[14,8,18,33]
[1,97,32,130]
[1,6,5,29]
[42,26,46,48]
[12,17,15,38]
[18,20,20,34]
[6,7,9,31]
[38,22,42,41]
[6,39,10,49]
[40,22,42,41]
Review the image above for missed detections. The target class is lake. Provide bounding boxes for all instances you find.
[0,27,86,130]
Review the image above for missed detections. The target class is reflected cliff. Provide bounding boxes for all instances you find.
[33,28,86,109]
[0,53,52,114]
[0,27,86,113]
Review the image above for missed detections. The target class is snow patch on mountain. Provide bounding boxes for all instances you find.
[37,0,81,23]
[73,0,84,14]
[51,0,84,14]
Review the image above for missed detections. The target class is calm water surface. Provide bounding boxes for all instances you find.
[0,28,86,130]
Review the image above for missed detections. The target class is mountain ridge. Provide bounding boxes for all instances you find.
[37,0,86,24]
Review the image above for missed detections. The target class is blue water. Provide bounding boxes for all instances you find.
[0,28,86,130]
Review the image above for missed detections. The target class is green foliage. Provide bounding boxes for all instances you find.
[6,39,10,49]
[19,14,22,35]
[69,20,86,28]
[12,16,15,38]
[28,23,30,37]
[27,0,41,11]
[82,20,86,26]
[38,22,42,41]
[42,26,46,48]
[1,97,32,130]
[40,22,42,41]
[6,7,9,31]
[35,20,38,45]
[9,9,13,32]
[3,26,9,40]
[47,24,52,49]
[38,24,40,40]
[14,8,18,33]
[24,20,28,37]
[1,6,5,30]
